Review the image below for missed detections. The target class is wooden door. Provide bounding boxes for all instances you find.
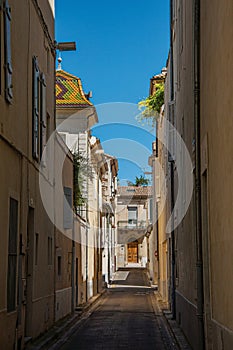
[128,243,138,263]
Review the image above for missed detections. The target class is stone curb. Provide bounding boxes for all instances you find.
[154,292,192,349]
[162,311,192,350]
[25,289,106,350]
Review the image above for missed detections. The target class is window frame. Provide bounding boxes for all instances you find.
[32,57,47,161]
[3,0,13,103]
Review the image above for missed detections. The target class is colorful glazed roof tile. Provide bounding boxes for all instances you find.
[56,70,92,108]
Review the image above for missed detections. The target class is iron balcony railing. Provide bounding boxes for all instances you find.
[117,220,147,229]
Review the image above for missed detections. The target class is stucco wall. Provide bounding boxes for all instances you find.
[200,0,233,348]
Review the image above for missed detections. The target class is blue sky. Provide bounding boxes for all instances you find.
[55,0,169,182]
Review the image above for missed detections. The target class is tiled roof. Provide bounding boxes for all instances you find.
[56,70,92,108]
[118,186,152,197]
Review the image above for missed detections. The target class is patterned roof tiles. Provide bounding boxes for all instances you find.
[56,70,92,108]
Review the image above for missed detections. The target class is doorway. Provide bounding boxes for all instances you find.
[127,242,138,263]
[76,258,79,306]
[25,207,34,337]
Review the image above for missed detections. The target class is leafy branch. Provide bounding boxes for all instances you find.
[137,83,164,125]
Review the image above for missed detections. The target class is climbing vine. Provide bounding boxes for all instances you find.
[73,151,93,214]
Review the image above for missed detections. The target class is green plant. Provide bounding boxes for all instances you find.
[127,176,149,187]
[134,175,149,187]
[73,151,93,213]
[138,83,164,125]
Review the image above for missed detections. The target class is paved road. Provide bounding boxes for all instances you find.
[56,268,178,350]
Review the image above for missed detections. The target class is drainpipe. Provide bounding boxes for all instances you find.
[107,214,110,283]
[170,161,176,319]
[169,0,176,320]
[86,133,89,302]
[71,215,75,312]
[193,0,205,348]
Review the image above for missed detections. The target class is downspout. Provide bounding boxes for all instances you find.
[54,47,57,325]
[169,0,176,320]
[86,133,89,302]
[193,0,205,348]
[107,214,110,283]
[71,214,75,312]
[96,174,100,293]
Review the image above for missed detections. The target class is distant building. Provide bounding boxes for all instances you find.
[100,153,118,283]
[55,68,119,303]
[148,70,168,293]
[56,67,100,303]
[116,186,152,268]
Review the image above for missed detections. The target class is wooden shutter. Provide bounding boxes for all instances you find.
[4,0,13,103]
[40,73,46,159]
[63,187,73,229]
[168,101,176,162]
[32,57,40,159]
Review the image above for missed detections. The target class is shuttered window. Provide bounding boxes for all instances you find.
[32,57,40,159]
[32,58,47,161]
[168,101,176,162]
[63,187,72,229]
[35,233,39,265]
[7,197,18,312]
[48,237,53,265]
[4,0,13,103]
[40,73,46,159]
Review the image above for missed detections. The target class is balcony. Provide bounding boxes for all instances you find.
[117,220,147,229]
[117,220,147,244]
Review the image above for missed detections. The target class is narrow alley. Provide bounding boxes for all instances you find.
[1,1,233,349]
[50,268,183,350]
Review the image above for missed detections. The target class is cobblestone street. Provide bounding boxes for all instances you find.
[51,268,182,350]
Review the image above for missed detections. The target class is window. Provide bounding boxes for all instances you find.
[35,233,39,265]
[168,101,176,162]
[149,198,153,223]
[32,57,47,161]
[63,187,72,229]
[7,197,18,312]
[128,207,137,226]
[46,47,50,73]
[32,57,40,159]
[57,256,61,277]
[40,73,46,158]
[46,114,50,142]
[178,0,184,54]
[172,0,177,21]
[48,237,52,265]
[4,0,13,103]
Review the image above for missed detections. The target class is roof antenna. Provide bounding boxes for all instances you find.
[57,52,62,70]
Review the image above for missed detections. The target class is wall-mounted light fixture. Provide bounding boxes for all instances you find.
[55,41,76,51]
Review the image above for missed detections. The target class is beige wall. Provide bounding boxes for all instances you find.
[0,0,55,347]
[55,137,74,322]
[162,0,233,349]
[157,0,200,347]
[200,0,233,348]
[171,0,199,347]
